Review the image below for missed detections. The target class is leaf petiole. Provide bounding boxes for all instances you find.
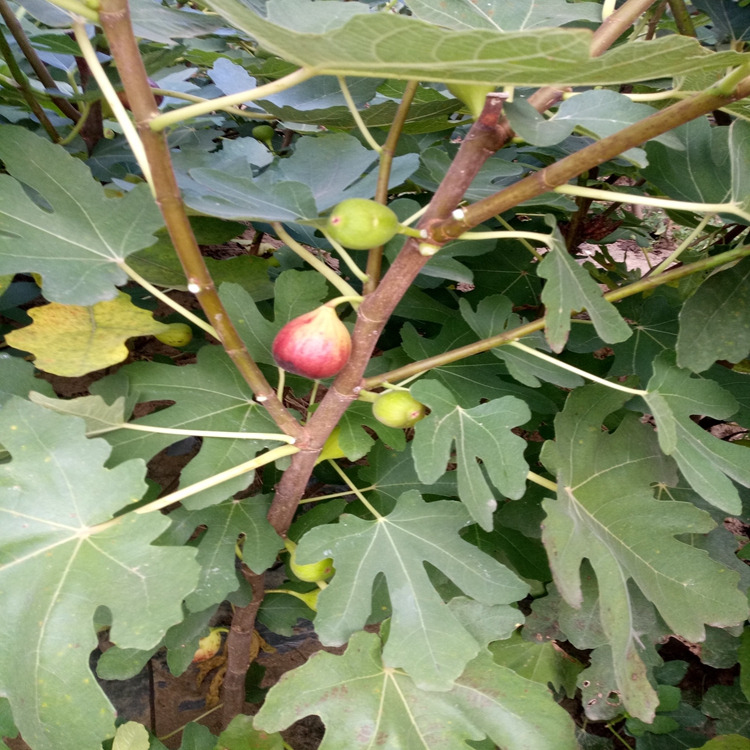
[134,444,300,514]
[650,212,714,275]
[327,460,383,519]
[88,423,298,443]
[527,471,557,491]
[507,341,648,396]
[323,230,370,284]
[337,76,382,154]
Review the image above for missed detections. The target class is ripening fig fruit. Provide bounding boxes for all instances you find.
[284,539,335,583]
[446,82,495,119]
[272,304,351,379]
[117,78,164,110]
[252,124,276,143]
[155,322,193,347]
[326,198,400,250]
[192,628,223,663]
[316,425,346,464]
[372,390,427,429]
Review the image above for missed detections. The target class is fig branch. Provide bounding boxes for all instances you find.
[98,0,304,443]
[364,243,750,388]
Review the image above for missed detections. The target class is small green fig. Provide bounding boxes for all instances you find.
[284,539,335,583]
[155,322,193,347]
[372,390,427,429]
[446,82,495,119]
[316,425,346,464]
[272,304,351,379]
[326,198,400,250]
[252,124,276,143]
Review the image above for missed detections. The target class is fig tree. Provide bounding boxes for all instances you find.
[272,305,351,379]
[326,198,400,250]
[372,390,427,428]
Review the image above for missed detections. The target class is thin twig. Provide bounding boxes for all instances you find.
[0,0,80,121]
[0,29,60,141]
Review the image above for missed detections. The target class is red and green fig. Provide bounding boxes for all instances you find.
[372,390,427,429]
[284,539,335,583]
[192,628,223,663]
[272,304,351,379]
[326,198,400,250]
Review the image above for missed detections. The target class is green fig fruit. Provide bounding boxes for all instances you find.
[326,198,400,250]
[284,539,335,583]
[155,322,193,347]
[372,390,427,428]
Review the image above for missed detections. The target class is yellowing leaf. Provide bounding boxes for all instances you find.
[6,292,170,377]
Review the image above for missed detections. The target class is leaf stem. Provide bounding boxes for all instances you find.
[0,0,81,122]
[337,76,381,154]
[326,460,382,519]
[508,341,648,395]
[272,223,360,300]
[72,20,153,188]
[150,87,276,121]
[59,102,92,145]
[553,184,746,219]
[135,444,300,514]
[323,230,370,283]
[364,244,750,387]
[0,28,61,142]
[494,215,544,260]
[45,0,99,21]
[650,212,714,275]
[457,229,556,246]
[157,703,224,741]
[302,485,377,503]
[326,295,365,309]
[527,471,557,492]
[88,422,297,442]
[366,79,419,293]
[277,367,285,401]
[149,67,315,132]
[119,261,217,336]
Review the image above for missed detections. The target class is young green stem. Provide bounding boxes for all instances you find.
[366,79,419,293]
[507,341,648,395]
[553,184,748,221]
[134,444,299,514]
[364,244,750,387]
[150,88,276,121]
[326,460,382,519]
[119,261,217,336]
[72,20,152,188]
[323,230,370,283]
[149,67,314,132]
[302,485,376,503]
[494,214,543,260]
[0,0,80,122]
[667,0,697,36]
[272,223,360,300]
[88,423,298,442]
[59,102,92,145]
[650,213,714,275]
[326,295,365,308]
[45,0,99,21]
[0,30,60,142]
[277,367,285,401]
[338,76,381,153]
[527,471,557,492]
[99,0,305,443]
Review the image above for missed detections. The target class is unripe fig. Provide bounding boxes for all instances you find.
[372,390,427,429]
[155,322,193,347]
[446,82,495,119]
[326,198,400,250]
[316,425,346,464]
[284,539,335,583]
[117,78,164,110]
[192,628,222,663]
[252,125,276,143]
[272,304,351,379]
